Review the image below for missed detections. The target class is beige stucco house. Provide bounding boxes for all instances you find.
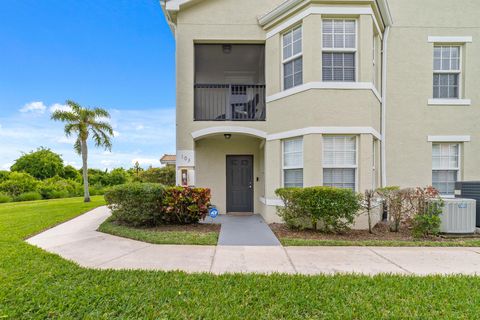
[161,0,480,226]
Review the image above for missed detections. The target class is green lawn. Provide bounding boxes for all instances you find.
[3,198,480,319]
[98,218,219,245]
[281,238,480,247]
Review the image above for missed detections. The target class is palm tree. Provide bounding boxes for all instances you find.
[51,100,113,202]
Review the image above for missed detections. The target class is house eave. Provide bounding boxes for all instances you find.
[258,0,393,27]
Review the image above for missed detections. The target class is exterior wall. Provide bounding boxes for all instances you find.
[195,135,264,215]
[385,0,480,188]
[167,0,480,227]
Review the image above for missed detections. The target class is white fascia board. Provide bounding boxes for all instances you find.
[267,127,382,141]
[266,82,381,103]
[428,36,473,43]
[427,135,471,142]
[265,6,382,40]
[191,126,267,140]
[428,99,471,106]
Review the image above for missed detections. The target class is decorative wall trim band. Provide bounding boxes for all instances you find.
[191,126,267,140]
[264,6,382,40]
[266,82,382,103]
[267,127,382,141]
[428,135,471,142]
[259,197,284,207]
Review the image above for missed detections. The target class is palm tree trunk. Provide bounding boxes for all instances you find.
[81,139,91,203]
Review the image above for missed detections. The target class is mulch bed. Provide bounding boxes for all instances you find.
[269,222,480,242]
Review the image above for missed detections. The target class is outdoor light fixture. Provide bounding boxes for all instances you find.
[222,44,232,54]
[224,134,232,139]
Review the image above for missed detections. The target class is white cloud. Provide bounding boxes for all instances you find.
[131,158,159,167]
[20,101,47,113]
[1,163,12,170]
[113,130,120,137]
[135,124,145,130]
[49,103,71,113]
[57,136,76,144]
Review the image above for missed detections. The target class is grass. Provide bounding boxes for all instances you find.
[2,197,480,318]
[98,218,219,245]
[281,237,480,247]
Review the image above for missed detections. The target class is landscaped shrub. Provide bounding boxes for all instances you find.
[0,172,39,197]
[38,176,82,199]
[162,187,211,224]
[104,184,211,227]
[411,187,444,238]
[15,191,42,202]
[105,183,165,227]
[0,193,12,203]
[276,186,361,232]
[10,147,64,180]
[0,171,10,183]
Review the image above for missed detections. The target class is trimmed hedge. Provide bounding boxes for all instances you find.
[275,186,361,232]
[104,183,211,227]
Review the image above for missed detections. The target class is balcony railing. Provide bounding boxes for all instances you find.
[194,84,266,121]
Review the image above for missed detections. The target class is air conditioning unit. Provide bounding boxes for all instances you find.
[440,198,476,234]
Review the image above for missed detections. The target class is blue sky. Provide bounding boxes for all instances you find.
[0,0,176,170]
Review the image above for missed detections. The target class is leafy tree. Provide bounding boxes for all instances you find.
[0,171,10,183]
[51,100,113,202]
[10,147,64,180]
[106,168,128,186]
[138,166,176,186]
[62,165,82,182]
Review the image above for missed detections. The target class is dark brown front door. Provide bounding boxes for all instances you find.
[226,155,253,213]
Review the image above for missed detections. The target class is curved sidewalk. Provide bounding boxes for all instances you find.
[27,207,480,275]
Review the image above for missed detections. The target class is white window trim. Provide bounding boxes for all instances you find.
[322,18,358,82]
[428,36,472,43]
[281,25,303,91]
[322,135,358,191]
[427,135,471,142]
[432,143,461,196]
[282,137,304,187]
[432,45,462,100]
[428,99,471,106]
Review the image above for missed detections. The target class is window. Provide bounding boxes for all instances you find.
[282,26,303,90]
[283,138,303,187]
[433,46,461,99]
[432,143,460,195]
[322,19,356,82]
[323,136,357,190]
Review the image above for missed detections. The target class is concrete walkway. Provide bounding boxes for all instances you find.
[27,207,480,275]
[205,214,281,246]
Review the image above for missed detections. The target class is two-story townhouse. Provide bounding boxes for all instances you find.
[161,0,480,228]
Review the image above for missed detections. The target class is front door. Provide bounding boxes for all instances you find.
[226,155,253,213]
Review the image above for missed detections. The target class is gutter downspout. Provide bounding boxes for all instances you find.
[381,26,390,187]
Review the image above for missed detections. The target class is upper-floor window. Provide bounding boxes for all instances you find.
[323,135,357,190]
[282,26,303,90]
[283,137,303,187]
[322,19,356,82]
[433,46,461,99]
[432,143,460,196]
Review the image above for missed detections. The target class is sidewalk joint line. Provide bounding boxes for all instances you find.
[209,245,218,273]
[282,246,298,274]
[369,248,412,274]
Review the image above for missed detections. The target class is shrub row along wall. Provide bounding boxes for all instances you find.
[104,183,211,226]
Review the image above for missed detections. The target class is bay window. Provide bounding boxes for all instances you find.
[282,25,303,90]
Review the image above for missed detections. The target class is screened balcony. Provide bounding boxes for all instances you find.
[194,44,266,121]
